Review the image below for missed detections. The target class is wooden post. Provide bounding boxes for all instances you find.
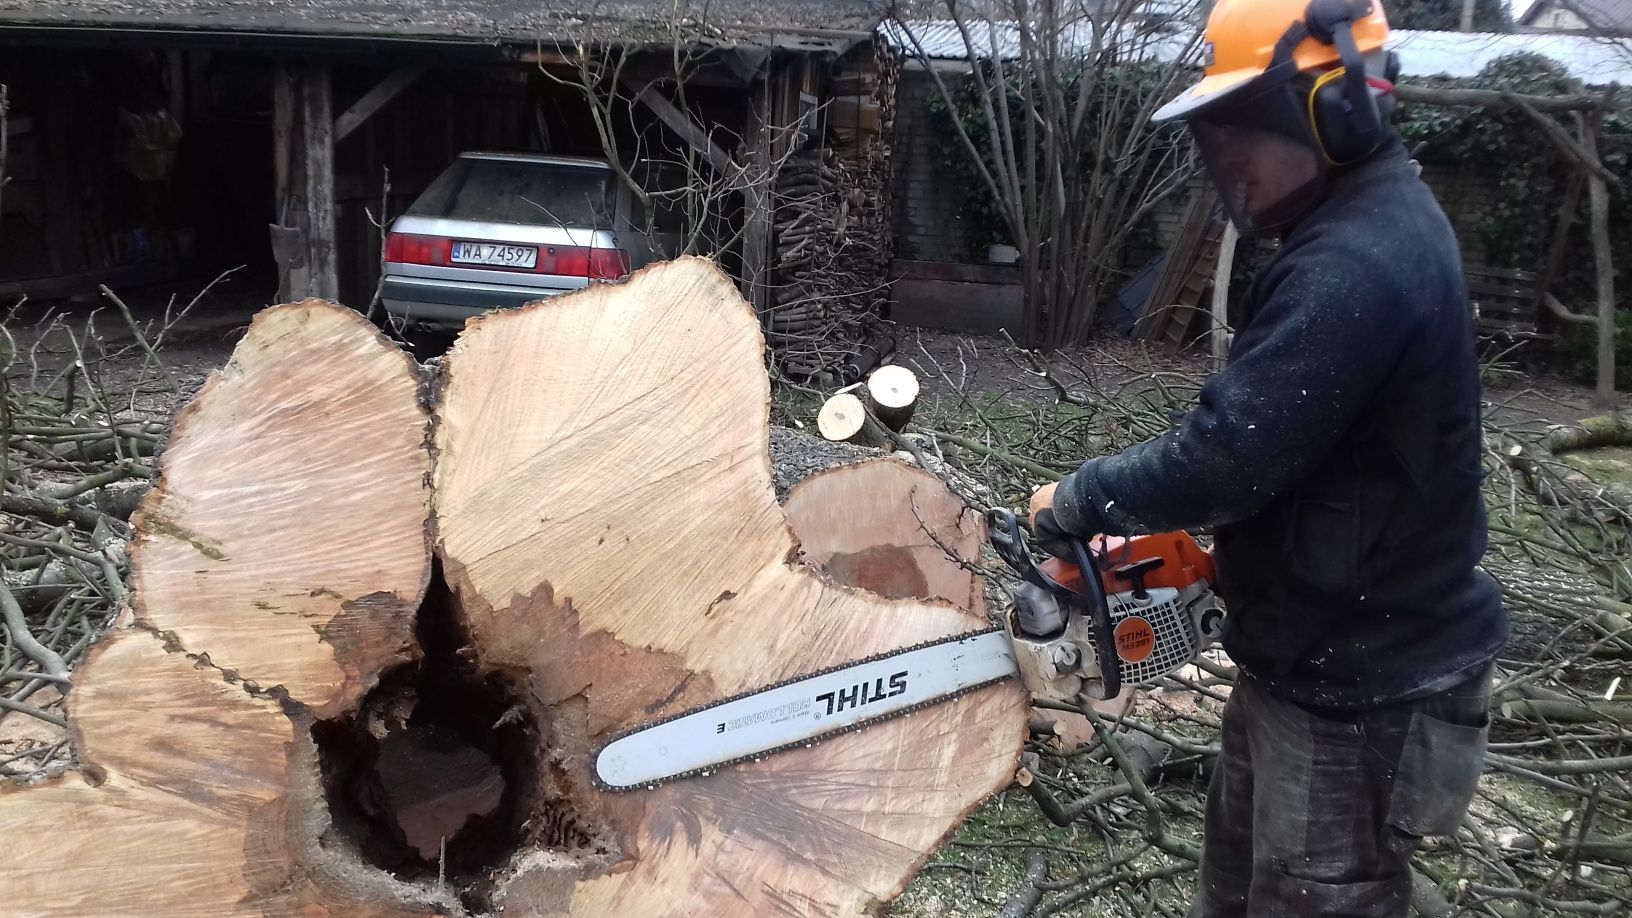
[740,67,774,316]
[271,65,294,224]
[41,74,82,275]
[167,51,187,123]
[301,64,338,301]
[1210,221,1239,360]
[1459,0,1477,31]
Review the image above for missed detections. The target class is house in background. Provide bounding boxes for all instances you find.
[0,0,888,315]
[1520,0,1632,35]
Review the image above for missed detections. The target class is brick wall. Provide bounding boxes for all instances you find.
[891,69,983,263]
[1418,162,1503,265]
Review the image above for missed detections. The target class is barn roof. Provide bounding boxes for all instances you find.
[0,0,884,50]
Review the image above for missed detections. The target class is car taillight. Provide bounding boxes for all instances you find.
[589,248,632,280]
[548,246,591,277]
[538,246,630,280]
[386,233,450,266]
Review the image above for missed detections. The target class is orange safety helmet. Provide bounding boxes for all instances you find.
[1155,0,1391,123]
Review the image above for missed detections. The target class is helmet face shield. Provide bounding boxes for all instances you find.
[1189,82,1327,235]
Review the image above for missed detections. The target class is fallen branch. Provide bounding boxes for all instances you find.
[0,580,69,678]
[994,849,1049,918]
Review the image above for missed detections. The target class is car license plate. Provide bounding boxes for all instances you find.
[451,241,538,269]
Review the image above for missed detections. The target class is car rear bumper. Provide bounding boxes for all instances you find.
[381,275,571,328]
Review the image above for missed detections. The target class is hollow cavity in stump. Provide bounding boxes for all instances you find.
[312,560,587,892]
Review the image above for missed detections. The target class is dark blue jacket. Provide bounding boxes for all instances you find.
[1053,139,1507,709]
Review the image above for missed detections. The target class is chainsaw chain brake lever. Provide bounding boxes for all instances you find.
[987,508,1063,594]
[987,509,1123,701]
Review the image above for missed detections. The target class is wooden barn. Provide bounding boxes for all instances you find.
[0,0,891,318]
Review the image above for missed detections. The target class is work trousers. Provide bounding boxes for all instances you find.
[1189,665,1492,917]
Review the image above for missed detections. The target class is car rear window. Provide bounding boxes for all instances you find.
[408,158,615,227]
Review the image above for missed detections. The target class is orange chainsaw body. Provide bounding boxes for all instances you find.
[1007,528,1224,704]
[1038,530,1218,597]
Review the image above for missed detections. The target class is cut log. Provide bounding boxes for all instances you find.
[434,257,1027,913]
[817,391,883,446]
[0,302,449,915]
[841,335,896,383]
[865,364,920,432]
[783,458,983,611]
[0,264,1027,916]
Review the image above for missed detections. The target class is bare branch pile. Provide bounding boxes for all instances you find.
[0,301,189,777]
[790,337,1632,915]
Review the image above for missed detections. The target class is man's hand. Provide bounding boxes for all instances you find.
[1028,482,1058,530]
[1028,482,1073,558]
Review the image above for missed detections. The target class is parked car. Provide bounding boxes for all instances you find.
[382,153,653,338]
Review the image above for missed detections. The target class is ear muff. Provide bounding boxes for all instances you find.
[1306,64,1394,164]
[1301,0,1386,164]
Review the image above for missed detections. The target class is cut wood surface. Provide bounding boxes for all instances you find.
[779,460,1117,750]
[435,257,1027,915]
[817,390,879,445]
[0,261,1026,916]
[783,458,983,611]
[130,302,431,718]
[865,364,919,432]
[0,303,445,916]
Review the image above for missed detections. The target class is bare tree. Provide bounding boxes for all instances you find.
[536,20,803,266]
[892,0,1202,348]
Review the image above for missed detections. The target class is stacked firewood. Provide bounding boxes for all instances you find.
[768,46,898,384]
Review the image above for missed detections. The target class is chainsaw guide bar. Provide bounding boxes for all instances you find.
[591,627,1018,792]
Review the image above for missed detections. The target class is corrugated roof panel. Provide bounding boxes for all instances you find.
[884,19,1632,85]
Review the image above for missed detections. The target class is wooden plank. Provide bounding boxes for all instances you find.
[1465,278,1534,298]
[272,64,294,224]
[301,64,338,301]
[1464,264,1538,282]
[334,67,426,144]
[0,262,181,300]
[1210,222,1239,359]
[1135,189,1215,340]
[625,78,735,176]
[740,67,774,315]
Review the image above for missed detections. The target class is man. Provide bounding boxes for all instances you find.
[1029,0,1508,914]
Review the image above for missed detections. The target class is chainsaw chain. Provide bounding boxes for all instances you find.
[590,625,1013,792]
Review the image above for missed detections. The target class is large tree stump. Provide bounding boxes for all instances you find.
[0,259,1027,916]
[0,303,447,915]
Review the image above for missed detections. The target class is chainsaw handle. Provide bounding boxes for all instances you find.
[989,509,1123,700]
[1068,538,1122,701]
[988,509,1051,590]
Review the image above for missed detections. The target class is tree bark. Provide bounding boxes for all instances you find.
[1578,107,1618,409]
[0,261,1027,915]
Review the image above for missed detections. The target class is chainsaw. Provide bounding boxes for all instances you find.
[592,509,1226,792]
